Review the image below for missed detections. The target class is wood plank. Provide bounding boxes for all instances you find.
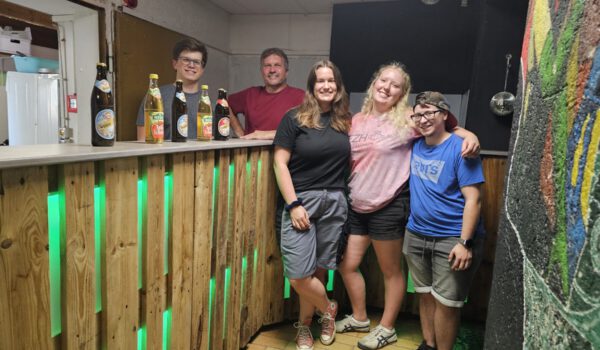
[102,158,139,349]
[240,148,260,346]
[253,148,270,329]
[262,149,284,324]
[191,150,215,350]
[211,150,231,350]
[142,155,165,350]
[225,148,247,350]
[62,162,97,349]
[0,1,55,29]
[170,152,195,349]
[0,166,55,349]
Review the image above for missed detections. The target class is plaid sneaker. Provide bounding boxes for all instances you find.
[357,324,397,350]
[335,314,371,333]
[318,300,338,345]
[293,322,314,350]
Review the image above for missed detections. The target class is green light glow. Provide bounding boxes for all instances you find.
[222,267,232,339]
[94,183,105,312]
[284,277,291,299]
[407,271,415,293]
[164,172,172,275]
[137,325,147,350]
[212,167,218,243]
[162,308,172,350]
[208,277,215,350]
[253,248,258,277]
[48,192,63,337]
[138,178,147,290]
[327,270,334,292]
[241,256,247,306]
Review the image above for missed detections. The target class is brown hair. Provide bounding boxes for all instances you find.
[260,48,289,71]
[295,60,350,133]
[172,38,208,68]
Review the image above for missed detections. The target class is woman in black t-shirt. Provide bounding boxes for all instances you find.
[273,60,351,349]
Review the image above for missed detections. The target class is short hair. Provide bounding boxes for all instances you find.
[172,38,208,68]
[260,48,289,71]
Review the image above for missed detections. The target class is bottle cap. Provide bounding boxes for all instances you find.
[175,79,183,83]
[97,62,106,67]
[149,73,159,79]
[218,88,227,93]
[201,84,208,90]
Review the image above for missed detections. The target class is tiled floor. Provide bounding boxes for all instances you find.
[245,312,485,350]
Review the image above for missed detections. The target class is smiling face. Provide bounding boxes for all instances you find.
[172,49,205,85]
[372,67,406,112]
[313,67,337,112]
[413,103,447,138]
[261,54,288,92]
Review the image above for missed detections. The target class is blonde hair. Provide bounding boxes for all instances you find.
[295,60,351,133]
[361,62,412,130]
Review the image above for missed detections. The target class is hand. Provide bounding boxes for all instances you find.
[241,130,275,140]
[448,243,473,271]
[461,133,481,158]
[289,205,310,231]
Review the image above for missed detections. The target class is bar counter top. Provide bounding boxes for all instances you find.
[0,139,273,169]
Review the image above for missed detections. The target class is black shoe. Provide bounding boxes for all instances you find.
[416,340,436,350]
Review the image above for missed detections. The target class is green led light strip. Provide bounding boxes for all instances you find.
[47,192,63,337]
[138,178,147,290]
[207,277,215,350]
[240,256,247,305]
[164,172,172,275]
[222,267,231,339]
[284,277,291,299]
[137,325,147,350]
[162,308,172,350]
[94,182,106,313]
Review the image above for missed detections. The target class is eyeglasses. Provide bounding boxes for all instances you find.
[410,110,443,122]
[178,57,203,67]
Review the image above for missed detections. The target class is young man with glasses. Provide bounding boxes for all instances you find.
[403,91,485,350]
[228,48,305,140]
[136,38,208,140]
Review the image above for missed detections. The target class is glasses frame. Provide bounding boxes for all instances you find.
[410,109,443,122]
[177,56,203,67]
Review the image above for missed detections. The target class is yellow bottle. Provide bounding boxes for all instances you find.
[197,85,212,140]
[144,74,164,143]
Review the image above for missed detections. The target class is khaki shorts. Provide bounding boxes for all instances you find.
[279,189,348,279]
[402,230,483,308]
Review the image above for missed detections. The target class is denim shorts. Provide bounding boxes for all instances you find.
[279,189,348,279]
[402,230,483,308]
[348,188,410,241]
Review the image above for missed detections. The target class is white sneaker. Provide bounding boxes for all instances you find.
[335,314,371,333]
[357,324,397,350]
[293,322,314,350]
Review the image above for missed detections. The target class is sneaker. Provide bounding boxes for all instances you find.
[357,324,397,350]
[293,322,314,350]
[335,314,371,333]
[416,340,437,350]
[318,300,338,345]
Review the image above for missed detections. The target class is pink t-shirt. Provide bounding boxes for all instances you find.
[348,112,420,213]
[228,85,305,134]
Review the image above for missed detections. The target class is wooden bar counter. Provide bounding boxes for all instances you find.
[0,140,282,350]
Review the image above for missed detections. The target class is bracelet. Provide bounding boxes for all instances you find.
[285,198,303,211]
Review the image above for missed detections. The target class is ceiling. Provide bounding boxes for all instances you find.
[206,0,403,15]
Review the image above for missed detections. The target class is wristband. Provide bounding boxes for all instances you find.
[285,198,303,211]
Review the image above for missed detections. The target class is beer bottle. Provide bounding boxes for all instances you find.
[91,62,115,146]
[197,85,212,141]
[213,88,230,141]
[171,80,187,142]
[144,74,164,143]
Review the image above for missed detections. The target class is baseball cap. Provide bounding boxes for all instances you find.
[413,91,458,130]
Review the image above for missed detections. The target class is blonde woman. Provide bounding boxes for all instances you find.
[336,62,479,350]
[273,60,351,350]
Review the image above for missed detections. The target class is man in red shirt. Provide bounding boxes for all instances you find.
[229,48,305,140]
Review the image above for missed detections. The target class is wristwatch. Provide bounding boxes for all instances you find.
[458,238,474,248]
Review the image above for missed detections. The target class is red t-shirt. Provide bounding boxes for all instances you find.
[228,85,305,134]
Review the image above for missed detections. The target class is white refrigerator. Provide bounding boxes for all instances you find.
[5,71,61,145]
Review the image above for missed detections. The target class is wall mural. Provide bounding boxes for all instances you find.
[497,0,599,347]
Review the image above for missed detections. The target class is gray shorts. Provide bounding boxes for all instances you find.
[402,230,483,308]
[279,189,348,279]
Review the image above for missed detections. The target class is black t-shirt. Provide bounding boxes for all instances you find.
[273,109,350,192]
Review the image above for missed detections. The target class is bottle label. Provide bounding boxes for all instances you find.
[217,98,229,108]
[177,114,188,137]
[218,117,230,137]
[150,111,164,139]
[201,114,212,138]
[176,91,186,102]
[95,79,111,93]
[149,88,162,100]
[95,109,115,139]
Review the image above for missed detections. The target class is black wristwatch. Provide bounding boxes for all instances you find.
[458,238,474,249]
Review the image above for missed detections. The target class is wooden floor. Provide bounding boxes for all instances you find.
[246,311,486,350]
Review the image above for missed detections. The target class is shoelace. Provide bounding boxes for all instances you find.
[318,313,335,335]
[294,322,313,345]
